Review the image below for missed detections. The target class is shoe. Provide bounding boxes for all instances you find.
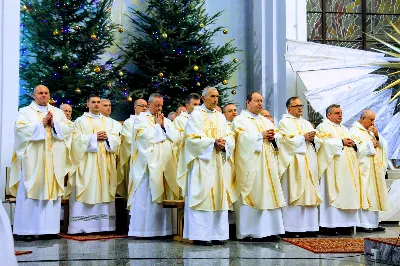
[320,228,340,236]
[373,226,386,232]
[356,227,373,233]
[264,235,281,242]
[212,240,225,245]
[283,232,301,238]
[241,237,254,242]
[22,235,34,242]
[193,240,213,246]
[39,234,61,240]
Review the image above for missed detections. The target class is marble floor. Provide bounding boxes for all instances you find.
[15,225,400,266]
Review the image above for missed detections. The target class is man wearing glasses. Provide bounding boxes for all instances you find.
[278,97,322,237]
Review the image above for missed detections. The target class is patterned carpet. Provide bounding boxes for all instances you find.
[58,233,128,241]
[367,237,400,247]
[283,238,365,253]
[15,250,32,256]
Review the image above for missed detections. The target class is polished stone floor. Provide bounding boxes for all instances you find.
[15,224,400,266]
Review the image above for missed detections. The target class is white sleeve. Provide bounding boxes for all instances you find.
[86,134,98,152]
[104,136,115,152]
[198,141,214,161]
[165,124,175,142]
[367,141,377,156]
[51,121,64,140]
[331,138,344,156]
[255,132,263,153]
[31,123,46,141]
[224,142,230,159]
[154,124,167,143]
[294,136,306,154]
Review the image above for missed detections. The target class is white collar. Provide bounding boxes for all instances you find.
[85,112,102,119]
[282,113,302,120]
[201,104,215,113]
[245,109,259,118]
[326,119,341,127]
[31,101,49,112]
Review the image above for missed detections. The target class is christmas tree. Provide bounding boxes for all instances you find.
[120,0,240,113]
[19,0,125,118]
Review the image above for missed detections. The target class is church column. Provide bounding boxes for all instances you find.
[0,0,20,201]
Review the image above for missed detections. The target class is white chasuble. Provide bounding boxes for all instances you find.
[172,112,189,159]
[278,114,322,232]
[11,102,73,235]
[232,110,285,239]
[117,115,136,198]
[317,119,365,228]
[350,122,389,228]
[67,112,120,234]
[127,111,179,237]
[0,204,17,266]
[177,105,235,241]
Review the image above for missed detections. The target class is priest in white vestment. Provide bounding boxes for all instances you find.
[0,204,17,265]
[66,94,121,234]
[100,99,122,138]
[350,110,389,232]
[60,103,73,120]
[177,87,235,246]
[223,103,238,129]
[317,104,366,235]
[278,97,322,237]
[233,92,285,241]
[117,99,147,198]
[10,85,73,241]
[127,93,180,237]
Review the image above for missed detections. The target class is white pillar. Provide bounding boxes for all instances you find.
[0,0,20,201]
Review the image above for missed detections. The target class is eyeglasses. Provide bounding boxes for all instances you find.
[135,105,147,108]
[290,105,304,108]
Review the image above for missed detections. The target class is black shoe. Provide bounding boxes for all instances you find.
[283,232,301,238]
[338,227,354,236]
[264,235,281,242]
[356,227,373,233]
[305,231,318,237]
[39,234,61,240]
[212,240,225,245]
[241,237,254,242]
[22,235,34,242]
[193,240,213,246]
[373,226,386,232]
[320,228,340,236]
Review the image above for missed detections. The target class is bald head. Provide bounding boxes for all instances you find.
[60,104,72,120]
[33,85,50,106]
[359,109,376,129]
[134,98,147,115]
[100,99,112,117]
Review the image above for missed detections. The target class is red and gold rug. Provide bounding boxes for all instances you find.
[15,250,32,256]
[366,238,400,247]
[283,238,365,253]
[58,233,128,241]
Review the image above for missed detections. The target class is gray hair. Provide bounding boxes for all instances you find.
[60,103,72,110]
[167,112,177,120]
[148,93,163,103]
[360,109,374,119]
[202,86,217,97]
[326,104,340,117]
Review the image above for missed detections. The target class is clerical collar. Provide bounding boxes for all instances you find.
[326,119,341,127]
[201,104,215,113]
[130,114,136,119]
[353,121,367,131]
[245,109,259,118]
[87,112,102,119]
[283,113,302,120]
[180,111,189,117]
[145,110,155,116]
[33,102,48,112]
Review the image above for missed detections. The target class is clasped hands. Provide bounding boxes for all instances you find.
[342,138,356,147]
[42,111,54,127]
[155,112,164,128]
[262,129,275,141]
[214,139,226,151]
[304,131,316,142]
[368,126,379,148]
[97,131,108,141]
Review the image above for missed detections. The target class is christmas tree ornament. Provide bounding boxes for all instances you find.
[94,66,101,73]
[193,65,199,71]
[49,98,56,104]
[62,65,69,70]
[162,33,168,39]
[127,96,133,102]
[118,70,124,77]
[231,89,236,95]
[75,88,81,93]
[21,5,28,11]
[118,27,124,33]
[53,30,59,36]
[158,72,164,78]
[233,58,239,63]
[199,23,204,28]
[107,82,112,87]
[91,34,98,40]
[196,82,201,87]
[74,25,79,30]
[222,79,228,85]
[223,29,228,34]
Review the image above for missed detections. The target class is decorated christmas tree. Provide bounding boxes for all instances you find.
[19,0,125,118]
[120,0,240,113]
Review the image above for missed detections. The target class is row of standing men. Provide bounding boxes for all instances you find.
[10,85,389,246]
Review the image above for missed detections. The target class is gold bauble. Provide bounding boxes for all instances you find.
[233,58,239,63]
[118,71,124,77]
[222,79,228,85]
[162,33,168,39]
[94,66,101,73]
[223,29,228,34]
[199,23,204,28]
[75,88,81,93]
[158,72,164,78]
[107,82,112,87]
[49,98,55,104]
[118,27,124,33]
[53,30,59,36]
[193,65,199,71]
[196,82,201,87]
[91,34,97,40]
[62,65,68,70]
[21,5,28,11]
[231,89,236,95]
[127,96,133,102]
[74,25,79,31]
